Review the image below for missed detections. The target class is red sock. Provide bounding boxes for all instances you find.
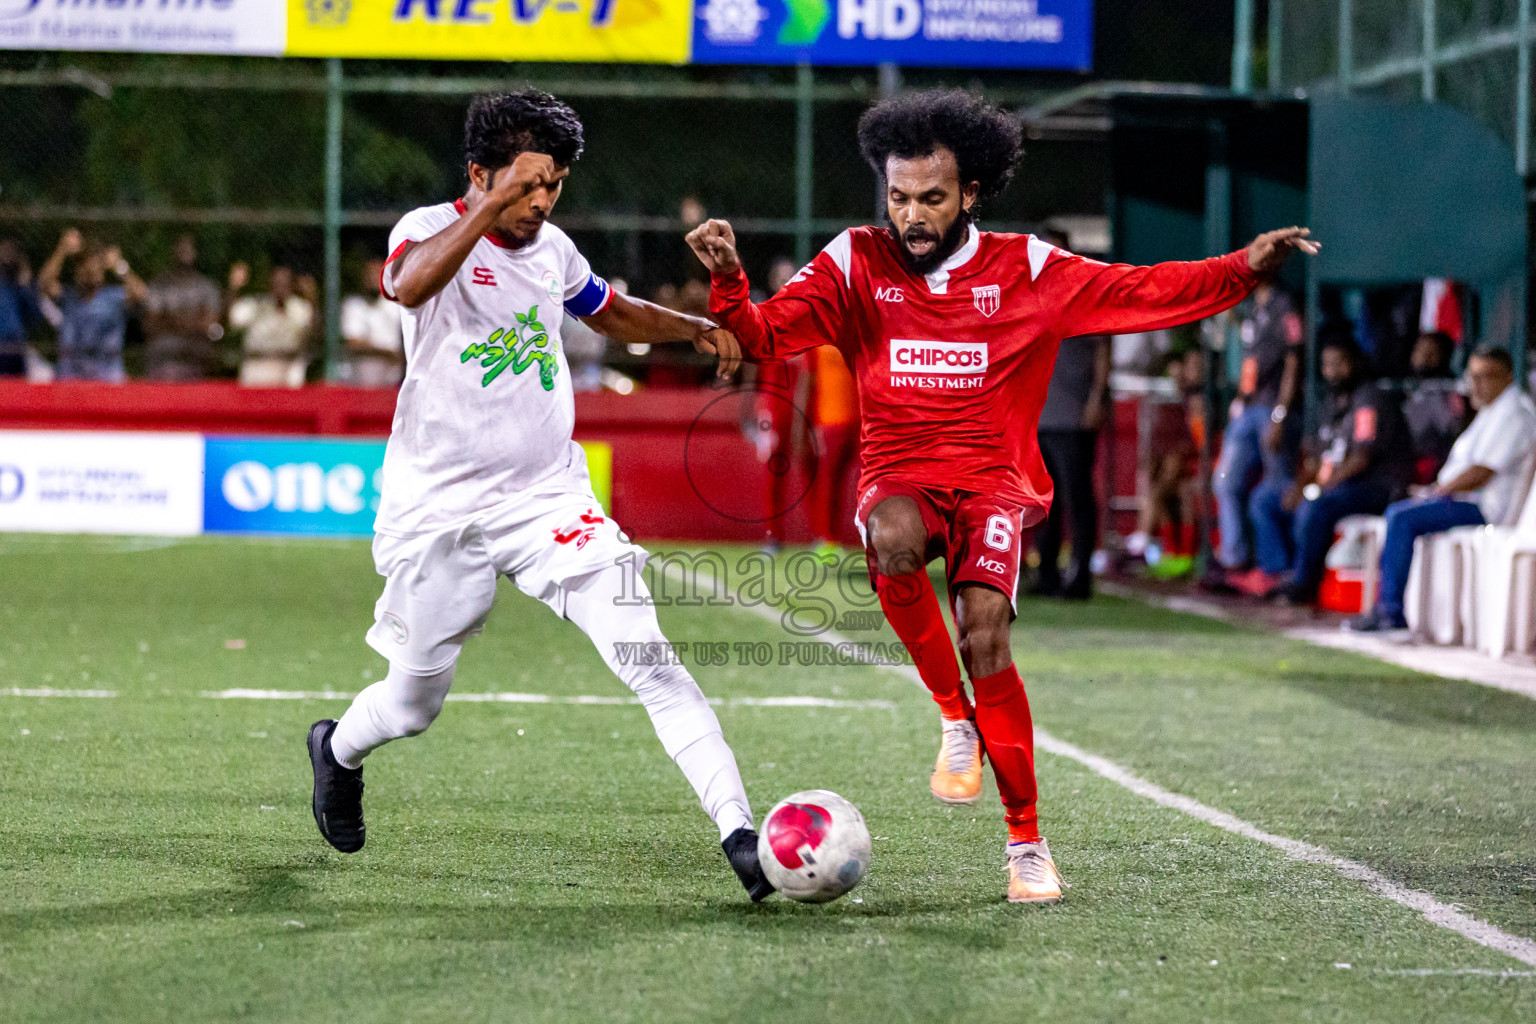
[876,571,972,720]
[971,663,1040,843]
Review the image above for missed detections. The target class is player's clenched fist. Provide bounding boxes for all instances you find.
[489,151,559,210]
[1246,226,1320,276]
[686,219,741,275]
[693,325,743,380]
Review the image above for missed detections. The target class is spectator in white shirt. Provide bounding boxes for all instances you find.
[228,263,314,388]
[1348,346,1536,631]
[341,258,404,388]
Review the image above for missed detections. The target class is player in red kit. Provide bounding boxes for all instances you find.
[688,89,1318,904]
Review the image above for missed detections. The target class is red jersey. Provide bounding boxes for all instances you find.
[710,224,1259,519]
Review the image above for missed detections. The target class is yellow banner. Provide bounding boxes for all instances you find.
[287,0,691,63]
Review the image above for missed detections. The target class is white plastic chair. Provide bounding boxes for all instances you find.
[1402,451,1536,648]
[1464,455,1536,656]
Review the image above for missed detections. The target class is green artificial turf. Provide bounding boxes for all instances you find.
[1,535,1533,1023]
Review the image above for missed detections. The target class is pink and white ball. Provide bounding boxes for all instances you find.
[757,790,871,903]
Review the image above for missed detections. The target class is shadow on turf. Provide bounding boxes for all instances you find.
[2,859,1003,944]
[1281,671,1536,732]
[1013,595,1236,637]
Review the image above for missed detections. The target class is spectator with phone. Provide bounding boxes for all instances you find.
[36,229,145,383]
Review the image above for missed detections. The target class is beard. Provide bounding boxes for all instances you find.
[886,211,970,277]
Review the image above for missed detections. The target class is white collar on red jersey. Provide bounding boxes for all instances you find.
[923,223,980,295]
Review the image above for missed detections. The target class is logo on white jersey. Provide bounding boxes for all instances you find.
[460,305,558,390]
[875,286,905,302]
[972,284,1001,318]
[541,269,563,302]
[471,267,496,287]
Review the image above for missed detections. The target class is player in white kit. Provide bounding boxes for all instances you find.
[306,91,770,900]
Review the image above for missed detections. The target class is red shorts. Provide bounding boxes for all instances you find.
[853,478,1025,612]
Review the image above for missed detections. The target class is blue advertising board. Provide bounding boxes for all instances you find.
[203,436,386,537]
[691,0,1091,69]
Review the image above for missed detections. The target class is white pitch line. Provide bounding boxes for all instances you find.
[198,688,892,710]
[201,689,357,701]
[1034,730,1536,966]
[1378,968,1536,978]
[2,687,117,698]
[688,569,1536,967]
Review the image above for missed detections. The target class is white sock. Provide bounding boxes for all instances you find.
[330,663,456,769]
[565,566,755,840]
[1125,531,1149,556]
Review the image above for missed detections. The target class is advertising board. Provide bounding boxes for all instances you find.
[201,435,615,537]
[0,0,286,55]
[284,0,692,63]
[0,431,204,536]
[1,0,1089,67]
[691,0,1091,68]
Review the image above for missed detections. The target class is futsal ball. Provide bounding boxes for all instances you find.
[757,790,871,903]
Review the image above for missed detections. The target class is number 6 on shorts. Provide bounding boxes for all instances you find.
[984,513,1015,552]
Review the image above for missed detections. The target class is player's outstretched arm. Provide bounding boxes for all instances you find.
[389,153,558,308]
[686,219,851,363]
[1246,226,1320,276]
[581,292,743,380]
[1046,226,1321,338]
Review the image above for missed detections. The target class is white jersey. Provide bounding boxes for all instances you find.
[376,201,613,535]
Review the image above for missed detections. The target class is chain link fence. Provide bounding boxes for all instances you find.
[1275,0,1531,167]
[1,54,1106,381]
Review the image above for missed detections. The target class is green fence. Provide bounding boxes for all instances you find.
[1,54,1105,379]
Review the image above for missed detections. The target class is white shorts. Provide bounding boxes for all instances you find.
[365,472,647,673]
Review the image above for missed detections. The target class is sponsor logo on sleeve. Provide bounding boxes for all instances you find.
[888,339,988,389]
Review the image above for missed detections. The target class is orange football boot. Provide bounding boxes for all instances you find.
[930,718,984,804]
[1006,839,1063,904]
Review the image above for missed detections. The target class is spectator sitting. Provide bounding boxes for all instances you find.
[1347,345,1536,632]
[1212,279,1304,576]
[1248,337,1411,604]
[228,263,314,388]
[341,258,404,388]
[1402,329,1465,483]
[142,234,224,382]
[0,237,43,378]
[37,229,145,383]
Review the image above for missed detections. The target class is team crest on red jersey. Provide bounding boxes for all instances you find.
[972,284,1001,318]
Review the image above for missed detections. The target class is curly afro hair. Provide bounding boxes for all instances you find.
[464,90,585,172]
[857,89,1024,207]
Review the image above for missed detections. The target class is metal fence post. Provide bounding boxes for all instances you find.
[1232,0,1254,94]
[1422,0,1437,101]
[874,63,901,221]
[1339,0,1353,93]
[1519,0,1531,176]
[324,57,344,382]
[794,63,815,267]
[1268,0,1284,93]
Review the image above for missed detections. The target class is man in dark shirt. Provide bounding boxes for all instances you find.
[1402,330,1464,483]
[142,235,224,381]
[0,238,42,377]
[1249,337,1410,603]
[1213,281,1303,571]
[1033,328,1111,599]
